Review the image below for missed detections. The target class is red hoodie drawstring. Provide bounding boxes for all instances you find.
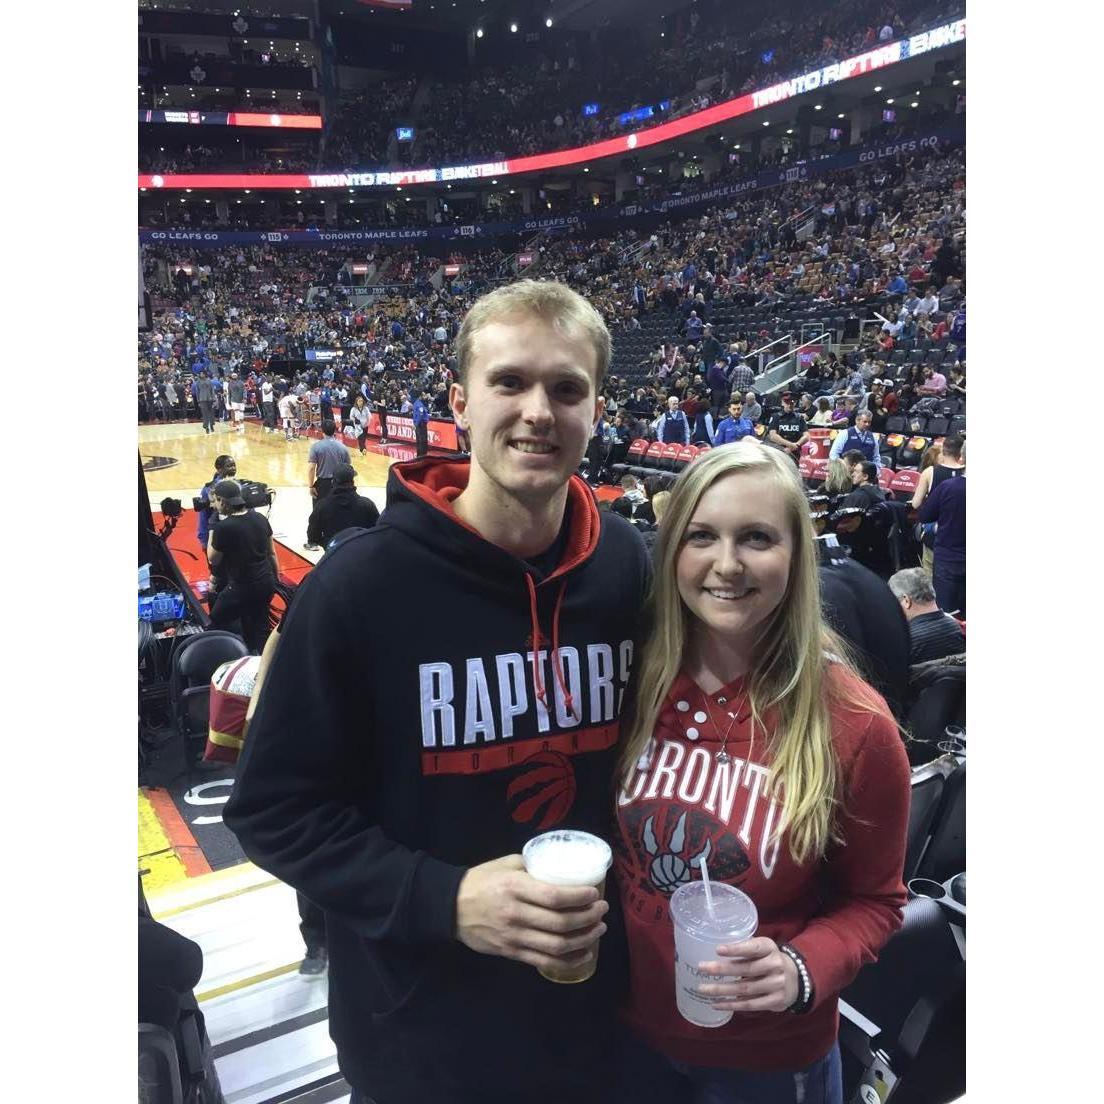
[524,575,574,719]
[550,580,574,718]
[525,574,547,706]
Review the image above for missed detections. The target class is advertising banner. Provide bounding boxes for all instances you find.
[139,122,963,248]
[367,412,458,450]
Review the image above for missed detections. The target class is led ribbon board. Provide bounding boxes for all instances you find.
[138,18,964,192]
[141,110,322,128]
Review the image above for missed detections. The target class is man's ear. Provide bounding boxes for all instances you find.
[449,382,467,428]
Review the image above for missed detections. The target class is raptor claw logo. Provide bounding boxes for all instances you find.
[506,750,577,831]
[642,811,711,894]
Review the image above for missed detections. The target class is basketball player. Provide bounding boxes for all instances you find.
[277,390,299,441]
[225,281,650,1104]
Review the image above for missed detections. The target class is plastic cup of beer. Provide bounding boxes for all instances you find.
[669,881,758,1027]
[523,829,613,984]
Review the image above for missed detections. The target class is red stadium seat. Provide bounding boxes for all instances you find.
[889,469,920,498]
[673,445,697,472]
[626,439,648,463]
[798,456,814,480]
[643,442,667,471]
[878,467,896,492]
[660,442,683,470]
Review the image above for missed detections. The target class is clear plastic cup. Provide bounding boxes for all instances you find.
[523,829,613,984]
[669,881,758,1027]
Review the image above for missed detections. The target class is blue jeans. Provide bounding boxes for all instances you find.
[615,1027,843,1104]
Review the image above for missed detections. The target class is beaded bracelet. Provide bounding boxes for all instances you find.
[780,943,813,1014]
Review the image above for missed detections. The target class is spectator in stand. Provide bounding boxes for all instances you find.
[744,391,762,425]
[706,358,730,420]
[888,568,966,666]
[817,459,853,509]
[918,364,948,397]
[728,359,755,397]
[684,311,704,341]
[843,461,886,509]
[809,396,835,427]
[713,397,756,446]
[917,458,966,617]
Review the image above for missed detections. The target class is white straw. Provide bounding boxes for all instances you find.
[699,856,717,918]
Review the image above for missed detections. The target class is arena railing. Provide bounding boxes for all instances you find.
[750,332,794,375]
[758,332,832,394]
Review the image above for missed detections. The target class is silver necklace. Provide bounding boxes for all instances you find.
[702,690,744,764]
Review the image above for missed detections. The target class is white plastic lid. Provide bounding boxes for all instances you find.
[669,881,758,941]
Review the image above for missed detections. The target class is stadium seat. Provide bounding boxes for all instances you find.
[673,445,696,472]
[889,468,920,499]
[169,630,250,764]
[838,895,965,1104]
[138,1024,184,1104]
[880,432,904,469]
[916,762,966,885]
[878,467,896,493]
[659,442,683,471]
[925,416,950,439]
[625,439,649,466]
[904,758,955,881]
[905,414,928,436]
[896,436,929,469]
[885,415,907,435]
[948,414,966,437]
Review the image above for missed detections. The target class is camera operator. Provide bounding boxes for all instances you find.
[196,455,236,566]
[206,480,279,654]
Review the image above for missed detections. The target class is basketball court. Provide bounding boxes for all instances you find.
[140,416,420,1103]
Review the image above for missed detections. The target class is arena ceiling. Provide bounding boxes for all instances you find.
[322,0,688,31]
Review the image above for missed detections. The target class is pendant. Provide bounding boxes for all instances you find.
[715,749,731,764]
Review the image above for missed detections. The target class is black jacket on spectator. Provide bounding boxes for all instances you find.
[819,552,910,721]
[306,485,380,548]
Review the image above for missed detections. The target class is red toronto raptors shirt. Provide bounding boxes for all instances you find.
[614,664,910,1071]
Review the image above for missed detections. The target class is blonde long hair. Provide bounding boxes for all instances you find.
[618,441,883,865]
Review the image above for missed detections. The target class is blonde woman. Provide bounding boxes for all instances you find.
[817,458,852,508]
[613,441,910,1104]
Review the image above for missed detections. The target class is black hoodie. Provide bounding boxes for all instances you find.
[224,457,650,1103]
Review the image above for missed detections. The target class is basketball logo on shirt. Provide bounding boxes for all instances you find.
[505,750,577,831]
[614,803,750,923]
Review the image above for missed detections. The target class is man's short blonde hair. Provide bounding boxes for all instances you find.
[454,279,611,389]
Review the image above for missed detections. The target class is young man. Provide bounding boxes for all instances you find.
[712,397,755,446]
[305,463,381,551]
[206,479,279,654]
[224,280,650,1104]
[766,391,809,462]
